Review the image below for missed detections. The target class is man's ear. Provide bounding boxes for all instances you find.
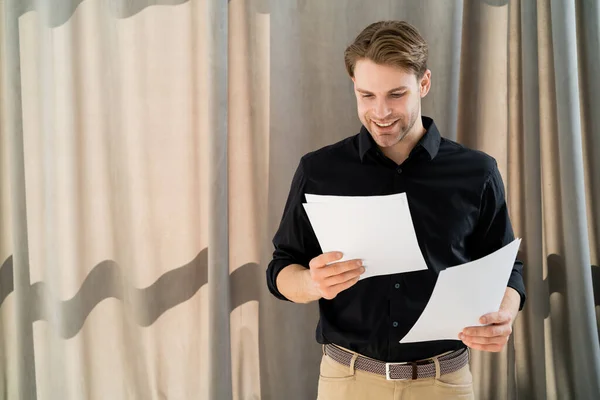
[420,69,432,97]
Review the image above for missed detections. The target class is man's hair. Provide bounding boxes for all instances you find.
[344,21,429,79]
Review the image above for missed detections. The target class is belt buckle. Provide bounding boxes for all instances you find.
[385,362,410,381]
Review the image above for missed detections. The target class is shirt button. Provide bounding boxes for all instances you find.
[392,321,399,328]
[394,283,400,289]
[396,167,402,174]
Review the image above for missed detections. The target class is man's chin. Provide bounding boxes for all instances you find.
[374,139,398,149]
[373,132,402,147]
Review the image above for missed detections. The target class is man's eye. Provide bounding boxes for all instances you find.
[391,93,405,98]
[361,94,373,98]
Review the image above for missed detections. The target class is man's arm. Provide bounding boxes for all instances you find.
[460,161,526,352]
[266,159,318,301]
[266,160,364,302]
[471,164,526,309]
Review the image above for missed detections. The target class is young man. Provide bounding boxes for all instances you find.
[266,21,526,399]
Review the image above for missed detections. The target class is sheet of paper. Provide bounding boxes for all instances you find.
[399,238,521,343]
[302,199,428,279]
[305,192,407,204]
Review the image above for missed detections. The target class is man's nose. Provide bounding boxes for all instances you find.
[373,99,392,119]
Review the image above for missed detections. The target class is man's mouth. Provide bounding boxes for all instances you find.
[373,120,398,128]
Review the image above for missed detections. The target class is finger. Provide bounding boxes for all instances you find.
[327,275,361,297]
[318,259,363,279]
[479,311,512,325]
[310,252,344,269]
[462,324,512,338]
[459,333,509,346]
[462,341,504,353]
[311,260,359,283]
[320,275,361,300]
[323,265,365,286]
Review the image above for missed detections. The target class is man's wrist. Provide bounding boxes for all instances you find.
[500,287,521,324]
[301,268,323,303]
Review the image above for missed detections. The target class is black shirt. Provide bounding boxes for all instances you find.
[266,116,526,362]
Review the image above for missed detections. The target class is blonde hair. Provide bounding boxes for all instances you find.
[344,21,429,79]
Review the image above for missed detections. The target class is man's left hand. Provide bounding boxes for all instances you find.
[459,310,513,352]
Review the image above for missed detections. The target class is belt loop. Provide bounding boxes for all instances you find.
[433,357,441,379]
[322,344,326,356]
[349,353,358,375]
[411,362,418,380]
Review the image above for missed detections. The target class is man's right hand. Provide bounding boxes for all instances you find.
[307,252,365,300]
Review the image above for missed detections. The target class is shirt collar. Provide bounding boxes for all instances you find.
[358,116,441,162]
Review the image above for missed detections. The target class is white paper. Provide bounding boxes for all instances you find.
[302,198,428,279]
[305,192,407,204]
[399,238,522,343]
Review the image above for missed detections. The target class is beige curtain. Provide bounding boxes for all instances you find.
[1,0,599,399]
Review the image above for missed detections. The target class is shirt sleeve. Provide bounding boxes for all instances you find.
[472,162,527,310]
[266,159,322,301]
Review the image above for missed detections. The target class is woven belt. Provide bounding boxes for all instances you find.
[324,344,469,381]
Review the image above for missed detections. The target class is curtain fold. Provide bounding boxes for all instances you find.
[207,0,231,398]
[508,0,546,398]
[1,1,599,399]
[3,0,37,398]
[549,0,600,397]
[577,0,600,341]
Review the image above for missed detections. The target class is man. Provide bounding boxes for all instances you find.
[266,20,526,399]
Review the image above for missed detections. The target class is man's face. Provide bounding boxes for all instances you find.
[352,59,430,148]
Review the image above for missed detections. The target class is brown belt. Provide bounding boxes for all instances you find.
[324,344,469,381]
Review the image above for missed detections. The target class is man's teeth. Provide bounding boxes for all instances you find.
[375,121,395,127]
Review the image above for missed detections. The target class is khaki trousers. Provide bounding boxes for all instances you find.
[317,347,474,400]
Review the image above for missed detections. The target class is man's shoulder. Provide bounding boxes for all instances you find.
[438,137,499,176]
[299,134,358,168]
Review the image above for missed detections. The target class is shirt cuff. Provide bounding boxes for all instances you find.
[266,258,305,302]
[507,270,526,311]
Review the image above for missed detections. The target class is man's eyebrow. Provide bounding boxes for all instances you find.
[355,86,409,94]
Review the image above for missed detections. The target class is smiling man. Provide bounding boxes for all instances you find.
[266,21,526,400]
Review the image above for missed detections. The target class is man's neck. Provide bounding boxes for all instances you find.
[380,119,427,165]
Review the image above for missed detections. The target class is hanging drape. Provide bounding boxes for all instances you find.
[1,0,599,399]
